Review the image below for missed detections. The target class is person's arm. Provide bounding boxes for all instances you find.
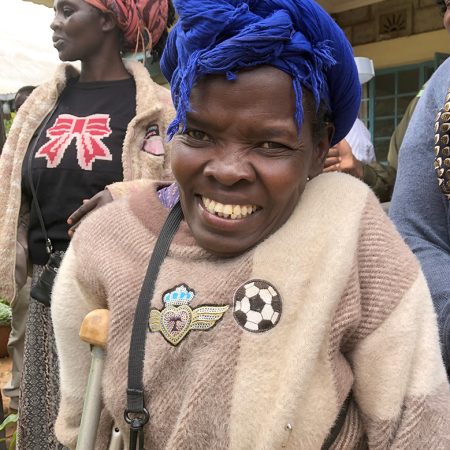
[390,62,450,373]
[52,244,106,449]
[324,140,396,202]
[67,179,154,236]
[362,161,396,203]
[388,88,423,171]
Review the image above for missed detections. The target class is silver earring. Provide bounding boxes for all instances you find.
[306,177,310,181]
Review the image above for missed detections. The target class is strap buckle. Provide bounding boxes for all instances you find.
[124,407,150,430]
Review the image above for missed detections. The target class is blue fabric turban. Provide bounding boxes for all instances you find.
[160,0,361,146]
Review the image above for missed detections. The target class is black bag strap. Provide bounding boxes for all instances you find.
[124,201,183,450]
[321,393,351,450]
[123,198,348,450]
[26,101,61,256]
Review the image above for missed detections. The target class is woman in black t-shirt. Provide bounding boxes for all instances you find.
[0,1,176,448]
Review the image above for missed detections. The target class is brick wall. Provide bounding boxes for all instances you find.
[334,0,443,46]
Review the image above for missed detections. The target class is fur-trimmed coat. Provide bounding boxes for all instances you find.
[52,174,450,449]
[0,61,174,303]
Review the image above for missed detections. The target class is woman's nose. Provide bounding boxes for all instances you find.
[203,149,256,186]
[50,14,61,31]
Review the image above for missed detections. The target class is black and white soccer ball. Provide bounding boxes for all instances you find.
[233,280,282,332]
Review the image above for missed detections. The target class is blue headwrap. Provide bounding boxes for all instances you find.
[161,0,361,146]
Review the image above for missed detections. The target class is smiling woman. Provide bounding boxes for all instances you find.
[172,67,332,256]
[51,0,450,449]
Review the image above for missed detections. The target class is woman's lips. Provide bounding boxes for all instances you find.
[53,37,65,49]
[201,195,258,220]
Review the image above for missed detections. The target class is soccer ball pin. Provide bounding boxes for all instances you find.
[233,280,282,332]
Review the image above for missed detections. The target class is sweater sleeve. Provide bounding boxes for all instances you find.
[390,57,450,374]
[52,244,106,449]
[106,178,154,200]
[349,271,450,448]
[338,191,450,448]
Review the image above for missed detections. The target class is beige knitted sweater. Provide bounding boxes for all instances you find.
[0,61,174,303]
[52,174,450,449]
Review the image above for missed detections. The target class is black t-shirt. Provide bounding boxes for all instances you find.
[22,77,136,264]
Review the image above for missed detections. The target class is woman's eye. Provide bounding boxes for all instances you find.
[63,7,74,17]
[260,142,285,150]
[184,129,210,141]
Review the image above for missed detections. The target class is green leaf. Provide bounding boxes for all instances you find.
[0,413,18,431]
[8,431,16,450]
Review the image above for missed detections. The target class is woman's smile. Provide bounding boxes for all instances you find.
[172,66,332,256]
[195,195,261,234]
[201,196,259,220]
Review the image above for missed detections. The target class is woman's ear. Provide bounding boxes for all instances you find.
[101,10,117,32]
[309,121,335,178]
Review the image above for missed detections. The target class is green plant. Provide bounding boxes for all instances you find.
[0,302,11,327]
[0,413,18,450]
[3,113,15,136]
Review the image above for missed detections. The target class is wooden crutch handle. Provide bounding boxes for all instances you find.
[79,309,110,348]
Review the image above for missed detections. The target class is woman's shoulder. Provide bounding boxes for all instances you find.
[301,172,372,219]
[419,57,450,110]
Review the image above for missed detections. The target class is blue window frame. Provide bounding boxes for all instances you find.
[360,55,448,162]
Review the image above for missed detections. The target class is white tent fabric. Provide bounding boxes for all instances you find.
[0,0,62,94]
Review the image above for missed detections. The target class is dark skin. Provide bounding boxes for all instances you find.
[51,0,130,82]
[67,190,112,236]
[50,0,131,234]
[172,66,333,256]
[68,68,334,244]
[323,139,363,179]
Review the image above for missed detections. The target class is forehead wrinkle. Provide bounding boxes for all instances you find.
[187,110,298,141]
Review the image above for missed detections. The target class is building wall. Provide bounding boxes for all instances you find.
[354,29,449,69]
[333,0,448,68]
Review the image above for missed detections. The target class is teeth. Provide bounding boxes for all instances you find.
[202,197,258,220]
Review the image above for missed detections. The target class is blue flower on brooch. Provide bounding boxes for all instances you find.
[149,284,229,346]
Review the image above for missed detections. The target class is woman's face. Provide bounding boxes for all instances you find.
[51,0,107,61]
[171,66,332,257]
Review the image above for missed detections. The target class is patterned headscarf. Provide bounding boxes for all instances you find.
[160,0,361,146]
[84,0,169,52]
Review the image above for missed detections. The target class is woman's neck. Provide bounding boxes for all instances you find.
[78,52,130,82]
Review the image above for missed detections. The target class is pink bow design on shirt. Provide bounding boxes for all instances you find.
[35,114,113,170]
